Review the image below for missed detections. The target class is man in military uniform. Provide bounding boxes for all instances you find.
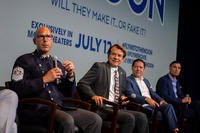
[10,26,102,133]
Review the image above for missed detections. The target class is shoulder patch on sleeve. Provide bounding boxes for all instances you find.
[12,66,24,81]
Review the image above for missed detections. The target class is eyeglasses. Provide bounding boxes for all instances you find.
[36,35,53,40]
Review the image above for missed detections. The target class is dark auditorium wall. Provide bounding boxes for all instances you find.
[177,0,200,100]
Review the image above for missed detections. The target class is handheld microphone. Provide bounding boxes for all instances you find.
[130,93,136,99]
[119,93,136,103]
[126,93,136,100]
[54,55,58,67]
[53,55,60,84]
[186,94,190,105]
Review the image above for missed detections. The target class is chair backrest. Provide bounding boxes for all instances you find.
[18,98,57,133]
[88,99,119,133]
[0,86,6,90]
[6,81,94,133]
[5,81,11,89]
[5,81,56,133]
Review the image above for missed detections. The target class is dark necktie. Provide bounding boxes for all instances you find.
[114,70,119,103]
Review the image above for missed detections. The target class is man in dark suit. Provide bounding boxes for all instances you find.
[10,26,102,133]
[156,60,200,133]
[77,44,149,133]
[124,59,179,133]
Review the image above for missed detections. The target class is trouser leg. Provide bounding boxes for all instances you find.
[160,104,178,132]
[55,109,75,133]
[117,110,135,133]
[66,108,102,133]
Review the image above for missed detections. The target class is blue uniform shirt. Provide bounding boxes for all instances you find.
[11,50,76,107]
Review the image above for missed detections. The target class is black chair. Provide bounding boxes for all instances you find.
[17,98,56,133]
[100,99,119,133]
[17,97,92,133]
[5,81,54,133]
[5,81,91,133]
[125,101,164,133]
[0,86,6,90]
[86,99,120,133]
[74,87,121,133]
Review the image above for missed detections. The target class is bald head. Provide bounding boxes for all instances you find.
[34,26,51,38]
[33,26,53,55]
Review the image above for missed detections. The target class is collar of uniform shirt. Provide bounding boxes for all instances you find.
[41,54,50,59]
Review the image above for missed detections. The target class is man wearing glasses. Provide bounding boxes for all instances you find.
[10,26,102,133]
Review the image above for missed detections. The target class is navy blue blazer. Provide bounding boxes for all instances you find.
[124,74,163,105]
[156,74,184,103]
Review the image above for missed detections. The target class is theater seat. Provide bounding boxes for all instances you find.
[125,101,165,133]
[17,98,56,133]
[5,81,91,133]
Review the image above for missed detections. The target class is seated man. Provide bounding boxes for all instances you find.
[0,89,18,133]
[156,60,200,133]
[10,26,102,133]
[124,59,179,133]
[78,44,149,133]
